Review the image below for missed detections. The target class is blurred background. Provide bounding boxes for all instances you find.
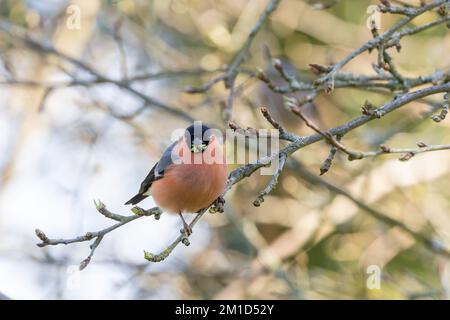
[0,0,449,299]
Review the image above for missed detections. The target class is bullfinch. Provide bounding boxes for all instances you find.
[125,124,228,235]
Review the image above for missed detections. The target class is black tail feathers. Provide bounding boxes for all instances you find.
[124,194,148,205]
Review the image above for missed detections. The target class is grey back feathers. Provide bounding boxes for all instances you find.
[154,141,177,178]
[124,141,177,205]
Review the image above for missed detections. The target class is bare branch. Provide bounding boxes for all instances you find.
[225,0,281,87]
[35,204,162,268]
[253,153,287,207]
[314,0,448,91]
[356,142,450,161]
[320,144,339,176]
[0,20,195,122]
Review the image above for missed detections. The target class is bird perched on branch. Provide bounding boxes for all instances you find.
[125,123,228,235]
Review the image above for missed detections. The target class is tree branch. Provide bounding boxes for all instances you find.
[35,203,162,270]
[314,0,448,91]
[0,20,195,122]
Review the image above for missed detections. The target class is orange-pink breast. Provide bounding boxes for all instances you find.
[151,140,228,214]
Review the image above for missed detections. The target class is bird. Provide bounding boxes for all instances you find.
[125,123,228,235]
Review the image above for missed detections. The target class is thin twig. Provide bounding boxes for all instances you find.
[320,142,339,175]
[225,0,281,86]
[253,153,287,207]
[357,142,450,161]
[35,203,162,269]
[314,0,448,91]
[222,0,281,120]
[0,20,195,122]
[287,99,365,160]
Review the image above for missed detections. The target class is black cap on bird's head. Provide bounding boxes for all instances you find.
[185,123,211,153]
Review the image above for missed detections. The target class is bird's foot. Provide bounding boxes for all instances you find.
[178,213,192,236]
[209,196,225,214]
[180,223,192,237]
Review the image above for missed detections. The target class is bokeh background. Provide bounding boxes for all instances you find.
[0,0,449,299]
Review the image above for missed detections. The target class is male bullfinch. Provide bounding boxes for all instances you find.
[125,124,228,235]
